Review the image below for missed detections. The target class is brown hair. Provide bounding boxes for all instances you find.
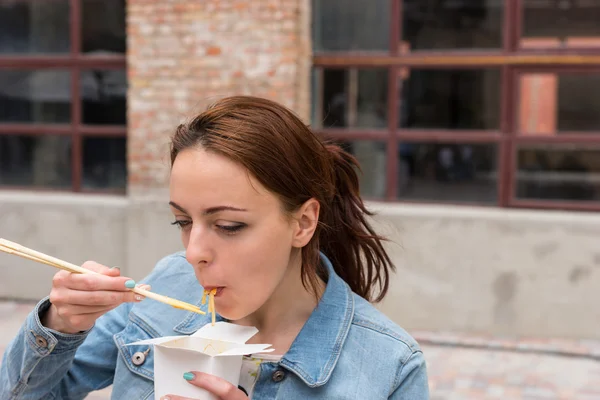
[170,96,395,302]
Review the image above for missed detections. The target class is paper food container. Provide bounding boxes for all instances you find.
[125,321,273,400]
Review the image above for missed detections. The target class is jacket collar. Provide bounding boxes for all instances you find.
[173,252,355,387]
[279,252,354,387]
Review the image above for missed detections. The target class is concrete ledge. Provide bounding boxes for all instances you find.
[1,194,598,339]
[367,202,600,340]
[0,190,128,207]
[0,192,128,300]
[366,201,600,225]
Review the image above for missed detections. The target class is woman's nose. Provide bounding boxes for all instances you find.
[185,227,214,267]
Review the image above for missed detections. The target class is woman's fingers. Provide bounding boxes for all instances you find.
[51,288,134,307]
[182,372,248,399]
[160,372,249,400]
[59,262,134,292]
[43,261,150,333]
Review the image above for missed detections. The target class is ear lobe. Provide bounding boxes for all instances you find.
[292,198,320,248]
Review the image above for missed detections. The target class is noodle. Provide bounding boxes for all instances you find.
[204,288,218,326]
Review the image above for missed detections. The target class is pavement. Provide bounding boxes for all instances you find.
[1,301,599,399]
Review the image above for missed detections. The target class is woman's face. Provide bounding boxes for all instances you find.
[169,147,301,320]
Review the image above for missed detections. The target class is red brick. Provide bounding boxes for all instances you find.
[205,46,222,56]
[127,0,310,191]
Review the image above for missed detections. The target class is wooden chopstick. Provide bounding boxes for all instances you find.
[0,244,74,273]
[0,239,205,315]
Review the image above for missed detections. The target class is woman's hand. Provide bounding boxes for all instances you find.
[160,371,248,400]
[42,261,148,334]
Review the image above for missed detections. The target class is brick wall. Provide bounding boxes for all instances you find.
[127,0,311,190]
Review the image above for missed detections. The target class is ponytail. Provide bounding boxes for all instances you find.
[303,143,395,303]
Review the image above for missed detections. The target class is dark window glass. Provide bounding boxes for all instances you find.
[83,137,126,190]
[517,145,600,202]
[399,69,501,130]
[403,0,503,50]
[82,0,126,54]
[337,140,387,199]
[316,68,388,129]
[0,135,71,188]
[0,0,70,54]
[81,69,127,125]
[519,73,600,134]
[523,0,600,45]
[0,70,71,123]
[397,142,497,203]
[312,0,390,52]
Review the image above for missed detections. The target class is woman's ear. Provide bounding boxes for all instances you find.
[291,198,320,248]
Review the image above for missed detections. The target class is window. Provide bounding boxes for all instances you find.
[0,0,127,192]
[312,0,600,211]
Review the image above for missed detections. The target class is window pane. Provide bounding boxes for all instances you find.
[82,69,127,125]
[312,0,390,52]
[0,0,70,54]
[0,70,71,123]
[0,135,71,188]
[517,145,600,202]
[316,68,388,129]
[519,73,600,134]
[403,0,503,50]
[523,0,600,45]
[83,137,126,190]
[336,140,387,199]
[82,0,126,54]
[400,69,500,130]
[397,142,497,203]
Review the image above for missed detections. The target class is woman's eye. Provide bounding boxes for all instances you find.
[171,220,192,230]
[217,223,246,234]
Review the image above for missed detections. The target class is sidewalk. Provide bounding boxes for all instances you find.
[2,301,599,399]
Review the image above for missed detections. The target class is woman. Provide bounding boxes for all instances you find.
[0,96,429,399]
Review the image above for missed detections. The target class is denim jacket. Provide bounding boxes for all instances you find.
[1,252,429,399]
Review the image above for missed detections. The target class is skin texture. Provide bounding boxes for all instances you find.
[160,371,248,400]
[42,264,148,334]
[165,147,324,399]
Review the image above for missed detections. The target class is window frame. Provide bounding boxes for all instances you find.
[312,0,600,211]
[0,0,127,194]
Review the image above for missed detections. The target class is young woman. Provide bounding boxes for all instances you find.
[0,96,429,399]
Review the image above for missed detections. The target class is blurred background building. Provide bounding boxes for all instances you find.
[1,0,599,341]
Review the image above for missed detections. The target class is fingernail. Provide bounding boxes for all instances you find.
[111,266,121,271]
[135,295,144,302]
[160,397,170,400]
[183,372,195,381]
[125,280,136,289]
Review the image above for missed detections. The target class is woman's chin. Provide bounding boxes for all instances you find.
[214,306,242,321]
[214,306,255,323]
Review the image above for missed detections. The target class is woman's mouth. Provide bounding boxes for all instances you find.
[204,287,225,297]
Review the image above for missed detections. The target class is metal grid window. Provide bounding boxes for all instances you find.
[0,0,127,193]
[312,0,600,211]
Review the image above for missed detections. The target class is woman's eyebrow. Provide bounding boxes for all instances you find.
[169,202,248,216]
[169,201,188,214]
[203,206,248,215]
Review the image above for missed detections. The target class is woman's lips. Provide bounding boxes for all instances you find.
[204,287,225,297]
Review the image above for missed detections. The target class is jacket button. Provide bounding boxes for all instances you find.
[271,370,286,382]
[132,351,147,366]
[34,335,48,348]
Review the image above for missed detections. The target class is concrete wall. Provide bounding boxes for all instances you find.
[371,204,600,341]
[2,193,599,340]
[0,191,129,300]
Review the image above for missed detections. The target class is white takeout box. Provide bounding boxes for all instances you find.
[125,321,273,400]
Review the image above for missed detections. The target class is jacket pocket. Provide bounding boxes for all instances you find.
[113,312,161,381]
